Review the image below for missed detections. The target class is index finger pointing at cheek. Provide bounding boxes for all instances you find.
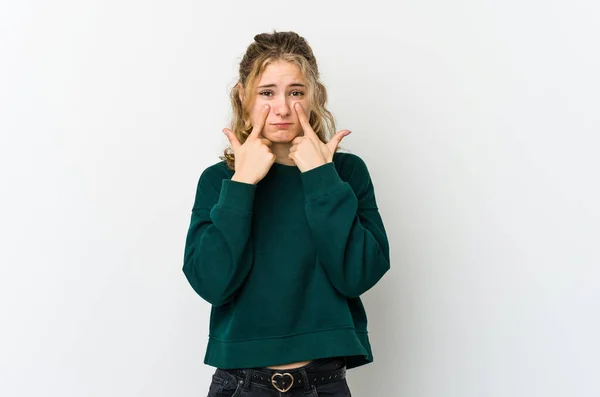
[294,102,310,129]
[249,104,271,139]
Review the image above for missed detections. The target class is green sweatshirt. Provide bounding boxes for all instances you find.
[182,151,390,370]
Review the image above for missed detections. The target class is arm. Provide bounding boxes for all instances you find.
[182,167,256,307]
[300,156,390,298]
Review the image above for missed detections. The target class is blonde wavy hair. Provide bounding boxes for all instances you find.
[219,30,341,171]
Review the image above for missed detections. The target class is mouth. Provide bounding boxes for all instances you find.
[272,123,292,126]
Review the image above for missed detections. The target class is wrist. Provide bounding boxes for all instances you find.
[231,173,256,185]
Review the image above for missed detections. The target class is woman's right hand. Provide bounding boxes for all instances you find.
[222,104,275,185]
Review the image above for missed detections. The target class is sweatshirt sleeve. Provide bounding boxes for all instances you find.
[182,166,257,307]
[300,156,390,298]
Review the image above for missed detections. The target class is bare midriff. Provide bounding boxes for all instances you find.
[266,360,313,370]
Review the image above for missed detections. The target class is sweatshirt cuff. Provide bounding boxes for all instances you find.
[216,179,257,213]
[300,161,345,199]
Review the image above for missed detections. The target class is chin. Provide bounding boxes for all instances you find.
[265,129,300,142]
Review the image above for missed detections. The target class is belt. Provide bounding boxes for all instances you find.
[223,363,346,393]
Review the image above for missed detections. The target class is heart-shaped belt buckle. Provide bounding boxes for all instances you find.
[271,372,294,393]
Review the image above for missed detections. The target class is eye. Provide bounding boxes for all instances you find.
[258,90,304,97]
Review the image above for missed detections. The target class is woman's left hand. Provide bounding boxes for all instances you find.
[289,102,351,172]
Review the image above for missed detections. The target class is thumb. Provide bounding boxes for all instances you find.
[327,130,351,151]
[223,128,240,150]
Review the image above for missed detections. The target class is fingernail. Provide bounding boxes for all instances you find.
[264,105,269,110]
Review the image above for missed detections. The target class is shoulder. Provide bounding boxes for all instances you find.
[332,151,378,207]
[332,151,372,181]
[200,159,232,179]
[196,160,233,193]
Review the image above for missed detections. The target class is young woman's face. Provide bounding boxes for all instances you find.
[245,60,310,142]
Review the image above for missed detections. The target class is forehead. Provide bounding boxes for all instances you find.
[258,61,304,84]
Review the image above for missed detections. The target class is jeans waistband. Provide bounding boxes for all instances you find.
[217,356,347,392]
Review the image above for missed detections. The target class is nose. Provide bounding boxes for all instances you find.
[273,94,291,118]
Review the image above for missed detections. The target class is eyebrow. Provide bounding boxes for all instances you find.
[257,83,306,89]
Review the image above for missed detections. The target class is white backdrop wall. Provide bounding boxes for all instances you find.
[1,1,598,396]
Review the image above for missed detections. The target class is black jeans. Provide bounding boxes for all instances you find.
[207,357,352,397]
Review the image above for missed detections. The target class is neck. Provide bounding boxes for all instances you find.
[271,142,296,166]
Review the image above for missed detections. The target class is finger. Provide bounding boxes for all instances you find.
[249,104,271,139]
[294,103,318,138]
[260,137,273,147]
[223,128,241,150]
[327,129,351,152]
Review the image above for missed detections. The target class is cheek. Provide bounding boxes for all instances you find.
[292,100,310,117]
[249,106,263,124]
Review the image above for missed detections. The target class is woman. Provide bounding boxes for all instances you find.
[183,31,390,396]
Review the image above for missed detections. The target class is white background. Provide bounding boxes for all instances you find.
[1,1,599,396]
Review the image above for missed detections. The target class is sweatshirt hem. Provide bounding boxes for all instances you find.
[204,326,373,370]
